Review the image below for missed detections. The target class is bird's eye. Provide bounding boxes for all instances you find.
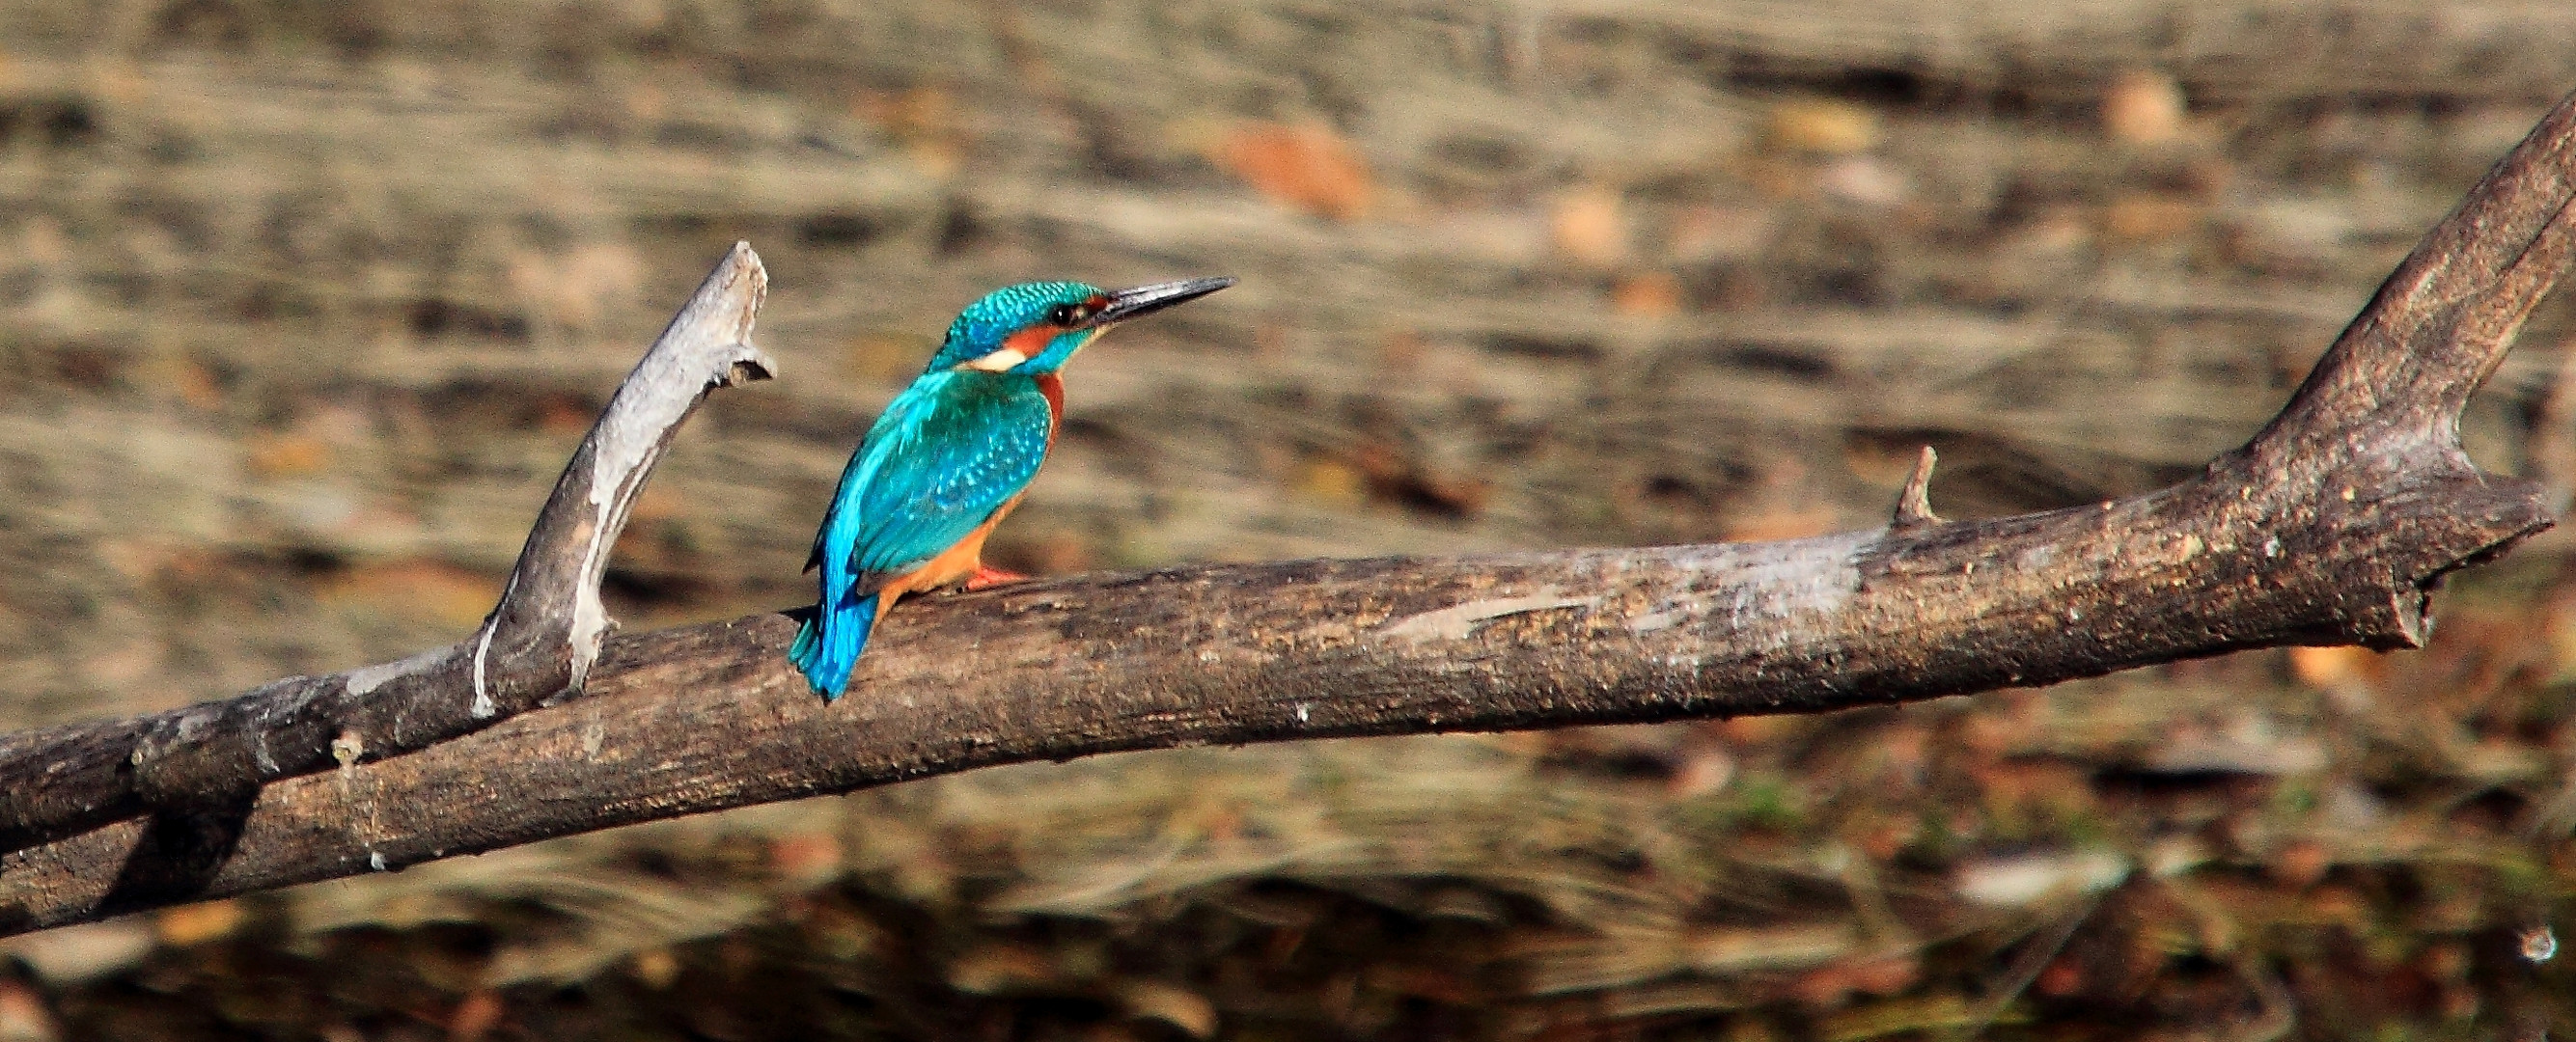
[1047,303,1085,326]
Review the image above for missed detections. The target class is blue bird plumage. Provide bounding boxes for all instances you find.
[792,276,1234,699]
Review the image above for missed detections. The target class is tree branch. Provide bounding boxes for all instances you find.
[0,89,2572,934]
[0,244,772,859]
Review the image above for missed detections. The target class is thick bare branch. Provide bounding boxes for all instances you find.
[0,88,2572,935]
[0,244,772,857]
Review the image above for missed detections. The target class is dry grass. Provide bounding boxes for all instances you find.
[0,0,2574,1038]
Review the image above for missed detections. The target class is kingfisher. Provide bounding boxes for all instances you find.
[790,276,1235,699]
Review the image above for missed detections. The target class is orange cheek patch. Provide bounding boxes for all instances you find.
[1004,326,1058,360]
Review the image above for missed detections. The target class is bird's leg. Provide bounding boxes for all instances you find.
[964,564,1029,590]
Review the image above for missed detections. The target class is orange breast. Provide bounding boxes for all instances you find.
[875,495,1024,609]
[1034,372,1064,437]
[875,371,1060,609]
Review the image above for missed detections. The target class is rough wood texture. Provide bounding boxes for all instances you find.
[0,245,771,860]
[0,88,2569,935]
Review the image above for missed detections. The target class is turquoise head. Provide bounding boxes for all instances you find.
[929,277,1234,375]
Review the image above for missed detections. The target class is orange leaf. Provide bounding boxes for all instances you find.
[245,432,332,478]
[2103,192,2204,243]
[320,561,500,627]
[449,992,503,1042]
[1612,272,1682,315]
[155,900,242,946]
[1214,122,1372,221]
[2287,644,2380,690]
[1551,186,1627,264]
[2102,70,2187,145]
[1764,98,1879,155]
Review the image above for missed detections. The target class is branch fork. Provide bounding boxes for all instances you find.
[0,243,772,864]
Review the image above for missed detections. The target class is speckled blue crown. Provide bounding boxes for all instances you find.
[928,282,1104,371]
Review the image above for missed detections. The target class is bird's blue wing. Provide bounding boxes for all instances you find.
[809,370,1053,593]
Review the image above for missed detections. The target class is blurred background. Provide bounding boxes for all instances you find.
[3,0,2576,1037]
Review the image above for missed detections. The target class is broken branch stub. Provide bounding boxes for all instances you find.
[2,86,2575,933]
[1887,446,1943,534]
[0,243,772,855]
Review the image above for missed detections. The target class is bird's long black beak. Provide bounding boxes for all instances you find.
[1083,276,1235,328]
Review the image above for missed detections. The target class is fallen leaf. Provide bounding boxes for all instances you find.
[854,87,956,141]
[2269,839,2331,888]
[1379,330,1427,373]
[1764,98,1880,155]
[1213,122,1372,220]
[1790,952,1921,1007]
[448,991,502,1042]
[768,833,843,889]
[1551,185,1627,264]
[320,561,501,627]
[155,900,242,946]
[2287,644,2380,691]
[2102,70,2187,145]
[1612,272,1682,315]
[629,948,680,990]
[140,356,226,409]
[2102,192,2204,243]
[1669,748,1734,797]
[245,431,333,478]
[1290,454,1368,507]
[2035,956,2085,997]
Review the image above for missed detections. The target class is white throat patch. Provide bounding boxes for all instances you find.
[959,347,1030,372]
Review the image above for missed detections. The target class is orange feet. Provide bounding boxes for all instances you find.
[963,564,1029,590]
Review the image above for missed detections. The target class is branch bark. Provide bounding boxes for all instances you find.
[0,90,2572,934]
[0,245,771,863]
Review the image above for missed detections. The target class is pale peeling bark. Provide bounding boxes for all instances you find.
[0,244,772,863]
[1,88,2574,934]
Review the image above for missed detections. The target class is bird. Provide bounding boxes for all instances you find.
[790,276,1235,699]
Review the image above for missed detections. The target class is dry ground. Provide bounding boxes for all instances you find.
[2,0,2576,1038]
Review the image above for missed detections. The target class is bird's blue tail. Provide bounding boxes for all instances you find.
[789,591,880,701]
